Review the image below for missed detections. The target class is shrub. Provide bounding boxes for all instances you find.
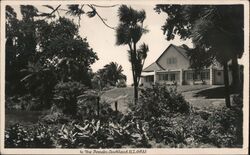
[5,123,55,148]
[133,84,190,120]
[40,111,72,124]
[207,107,243,147]
[145,113,211,147]
[53,81,87,115]
[57,119,151,148]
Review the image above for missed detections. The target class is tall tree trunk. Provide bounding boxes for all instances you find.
[223,62,231,108]
[133,42,139,104]
[231,57,240,92]
[128,43,139,104]
[134,81,138,104]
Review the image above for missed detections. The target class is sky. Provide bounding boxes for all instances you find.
[77,4,193,85]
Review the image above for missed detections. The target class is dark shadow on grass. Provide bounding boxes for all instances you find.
[5,110,43,128]
[193,86,236,99]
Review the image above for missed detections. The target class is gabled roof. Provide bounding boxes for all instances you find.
[172,44,189,59]
[143,44,189,72]
[143,62,164,72]
[156,44,189,62]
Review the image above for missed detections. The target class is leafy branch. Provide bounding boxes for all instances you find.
[37,4,117,29]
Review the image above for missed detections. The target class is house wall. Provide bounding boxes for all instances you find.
[141,75,154,87]
[213,69,233,85]
[183,69,211,85]
[142,68,233,86]
[157,71,181,85]
[157,46,190,70]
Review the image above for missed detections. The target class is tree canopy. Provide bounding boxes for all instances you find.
[95,62,127,88]
[155,5,244,63]
[5,5,98,104]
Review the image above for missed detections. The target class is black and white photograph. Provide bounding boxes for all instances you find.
[0,0,249,154]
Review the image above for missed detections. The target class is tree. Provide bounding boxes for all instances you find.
[155,5,244,108]
[96,62,127,87]
[5,6,98,108]
[6,5,19,95]
[5,5,38,96]
[36,17,98,87]
[20,61,57,108]
[116,5,149,104]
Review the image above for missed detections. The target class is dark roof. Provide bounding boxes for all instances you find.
[143,62,164,72]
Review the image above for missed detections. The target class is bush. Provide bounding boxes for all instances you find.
[77,98,112,120]
[144,113,211,147]
[57,119,151,148]
[207,107,243,147]
[5,123,55,148]
[40,107,72,124]
[133,84,190,120]
[54,81,87,115]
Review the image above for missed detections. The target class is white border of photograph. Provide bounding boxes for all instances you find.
[0,0,249,154]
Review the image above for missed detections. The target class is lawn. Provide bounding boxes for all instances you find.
[101,85,213,113]
[5,110,43,128]
[4,85,222,127]
[176,85,211,93]
[102,85,211,99]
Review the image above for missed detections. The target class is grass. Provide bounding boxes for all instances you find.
[101,85,213,113]
[4,85,223,127]
[176,85,211,93]
[102,85,210,99]
[101,87,134,114]
[5,110,43,128]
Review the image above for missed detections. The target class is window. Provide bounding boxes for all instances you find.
[159,74,164,81]
[187,72,193,80]
[167,57,177,64]
[159,74,169,81]
[170,74,176,81]
[164,74,169,81]
[145,76,154,82]
[201,71,210,80]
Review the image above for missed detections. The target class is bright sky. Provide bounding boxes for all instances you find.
[78,5,193,84]
[10,4,193,85]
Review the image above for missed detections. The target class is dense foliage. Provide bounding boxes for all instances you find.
[93,62,127,89]
[53,82,87,115]
[5,85,243,148]
[5,5,98,110]
[5,123,55,148]
[132,84,190,120]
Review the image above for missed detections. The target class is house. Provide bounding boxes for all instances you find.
[141,44,233,87]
